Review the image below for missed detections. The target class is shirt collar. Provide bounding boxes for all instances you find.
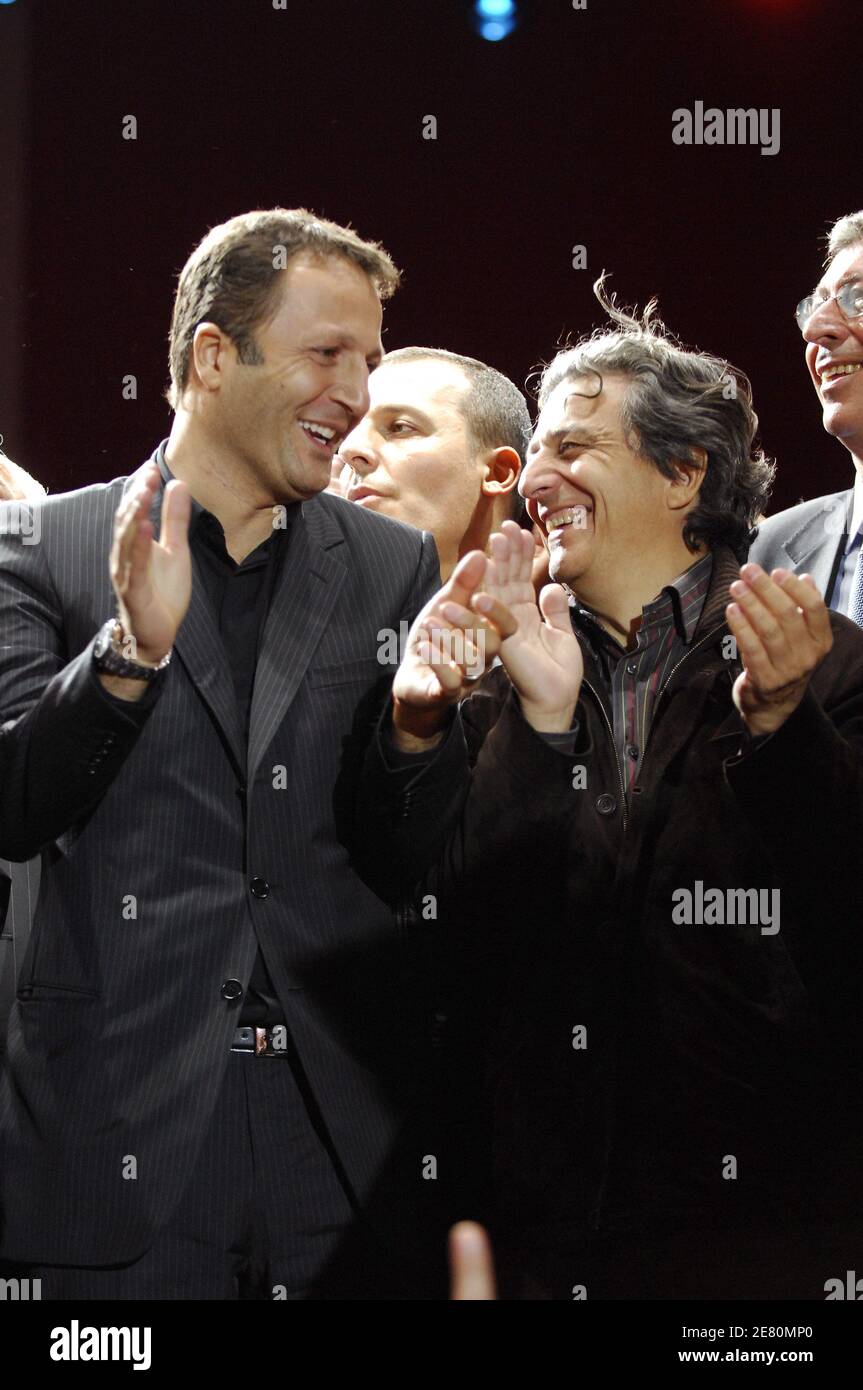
[653,551,714,642]
[154,440,296,554]
[155,441,205,536]
[573,551,713,649]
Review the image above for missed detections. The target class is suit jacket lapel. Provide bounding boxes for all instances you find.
[172,558,248,779]
[777,490,852,600]
[123,464,247,781]
[122,465,348,786]
[247,499,347,787]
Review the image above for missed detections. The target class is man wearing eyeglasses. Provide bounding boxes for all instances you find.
[751,211,863,622]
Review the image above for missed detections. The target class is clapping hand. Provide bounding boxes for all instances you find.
[476,520,583,733]
[726,564,833,737]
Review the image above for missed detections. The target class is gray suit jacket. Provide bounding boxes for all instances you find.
[749,488,853,601]
[0,447,440,1264]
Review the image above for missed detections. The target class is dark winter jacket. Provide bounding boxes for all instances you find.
[358,547,863,1247]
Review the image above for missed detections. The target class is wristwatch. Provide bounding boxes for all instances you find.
[93,619,172,682]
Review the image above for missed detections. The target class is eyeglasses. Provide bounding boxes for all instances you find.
[795,280,863,333]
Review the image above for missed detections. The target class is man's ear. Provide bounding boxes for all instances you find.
[189,321,232,394]
[667,446,707,513]
[480,446,521,499]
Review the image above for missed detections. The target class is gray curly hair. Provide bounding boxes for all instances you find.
[536,278,775,562]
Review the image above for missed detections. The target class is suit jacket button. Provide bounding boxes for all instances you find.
[250,877,270,899]
[596,793,617,816]
[221,979,243,1001]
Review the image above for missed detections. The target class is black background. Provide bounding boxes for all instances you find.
[0,0,861,509]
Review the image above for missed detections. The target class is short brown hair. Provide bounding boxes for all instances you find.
[380,346,531,520]
[167,207,401,408]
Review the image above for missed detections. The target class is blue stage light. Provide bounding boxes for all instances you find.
[474,0,517,41]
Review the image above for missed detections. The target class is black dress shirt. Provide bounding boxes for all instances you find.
[157,445,297,1026]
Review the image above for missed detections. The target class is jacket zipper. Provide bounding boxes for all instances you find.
[581,621,727,1232]
[580,677,628,832]
[640,623,729,763]
[577,674,626,1230]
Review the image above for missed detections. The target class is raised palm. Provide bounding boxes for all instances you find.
[484,521,583,717]
[111,465,192,662]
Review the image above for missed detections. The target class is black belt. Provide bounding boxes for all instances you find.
[231,1024,292,1057]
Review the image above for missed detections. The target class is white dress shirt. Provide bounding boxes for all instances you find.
[829,472,863,615]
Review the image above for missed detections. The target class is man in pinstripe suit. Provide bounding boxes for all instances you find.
[0,209,496,1298]
[0,450,45,1050]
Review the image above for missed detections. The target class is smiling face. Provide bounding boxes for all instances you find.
[201,253,384,503]
[803,242,863,463]
[521,373,672,596]
[338,356,505,576]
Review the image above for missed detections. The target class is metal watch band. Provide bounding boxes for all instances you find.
[93,619,172,682]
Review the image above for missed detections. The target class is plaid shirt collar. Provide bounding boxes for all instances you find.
[572,551,714,657]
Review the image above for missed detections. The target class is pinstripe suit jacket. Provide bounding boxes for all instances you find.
[0,445,441,1264]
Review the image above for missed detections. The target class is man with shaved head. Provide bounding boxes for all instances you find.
[338,346,529,580]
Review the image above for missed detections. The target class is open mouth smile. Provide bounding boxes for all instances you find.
[543,504,591,535]
[298,419,341,453]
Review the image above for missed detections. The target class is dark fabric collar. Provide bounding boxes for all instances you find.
[156,441,203,531]
[695,545,743,638]
[654,551,713,642]
[154,440,297,561]
[573,550,714,652]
